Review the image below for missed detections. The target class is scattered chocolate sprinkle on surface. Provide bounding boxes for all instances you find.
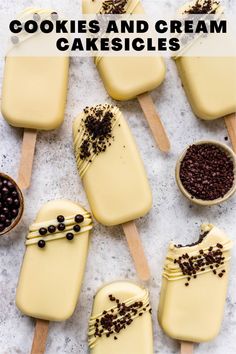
[179,144,235,201]
[79,105,115,161]
[184,0,220,14]
[101,0,128,14]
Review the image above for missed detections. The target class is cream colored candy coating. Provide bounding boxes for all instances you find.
[158,224,233,343]
[1,8,69,130]
[176,56,236,120]
[89,281,153,354]
[176,1,236,120]
[82,0,166,101]
[16,200,91,321]
[73,104,152,226]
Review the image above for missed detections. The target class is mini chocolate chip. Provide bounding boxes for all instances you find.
[75,214,84,223]
[39,228,47,236]
[57,215,65,222]
[73,224,81,232]
[48,225,56,233]
[38,240,46,248]
[66,233,74,240]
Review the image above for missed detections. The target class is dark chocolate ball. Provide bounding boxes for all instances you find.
[66,233,74,240]
[75,214,84,223]
[73,224,81,233]
[38,240,46,248]
[57,223,65,231]
[48,225,56,233]
[57,215,65,222]
[39,227,47,236]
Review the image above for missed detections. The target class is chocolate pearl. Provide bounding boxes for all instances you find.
[2,187,9,196]
[7,181,14,189]
[13,198,20,207]
[73,224,81,232]
[57,215,65,222]
[33,13,40,21]
[11,209,18,218]
[0,224,5,232]
[75,214,84,223]
[5,197,13,206]
[48,225,56,233]
[38,240,46,248]
[2,179,8,186]
[5,219,11,227]
[57,223,65,231]
[66,233,74,240]
[11,190,18,198]
[0,214,6,223]
[39,227,47,236]
[11,36,19,44]
[2,207,9,215]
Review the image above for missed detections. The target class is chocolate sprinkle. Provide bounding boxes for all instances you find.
[93,294,151,341]
[184,0,220,14]
[174,241,226,285]
[79,105,115,161]
[101,0,128,14]
[179,144,234,201]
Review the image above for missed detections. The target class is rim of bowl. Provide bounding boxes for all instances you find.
[0,173,24,236]
[175,140,236,206]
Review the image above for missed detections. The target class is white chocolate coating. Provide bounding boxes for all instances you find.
[73,104,152,226]
[16,200,91,321]
[1,8,69,130]
[82,0,166,101]
[158,224,233,343]
[89,281,154,354]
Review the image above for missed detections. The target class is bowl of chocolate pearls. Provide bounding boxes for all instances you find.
[0,173,24,236]
[176,141,236,206]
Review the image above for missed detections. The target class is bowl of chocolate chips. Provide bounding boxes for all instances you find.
[0,173,24,235]
[176,141,236,206]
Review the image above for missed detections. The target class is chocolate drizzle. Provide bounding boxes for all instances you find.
[184,0,220,14]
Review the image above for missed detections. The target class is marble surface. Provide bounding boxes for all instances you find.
[0,0,236,353]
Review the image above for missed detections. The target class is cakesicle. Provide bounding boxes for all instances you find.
[158,224,233,353]
[82,0,170,152]
[73,104,152,280]
[16,199,92,353]
[175,0,236,152]
[1,8,69,189]
[88,281,153,354]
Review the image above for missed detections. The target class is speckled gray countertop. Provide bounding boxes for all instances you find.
[0,0,236,353]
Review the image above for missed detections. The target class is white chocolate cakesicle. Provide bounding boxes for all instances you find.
[88,281,153,353]
[1,8,69,130]
[16,200,92,321]
[82,0,166,101]
[158,224,233,343]
[73,104,152,226]
[175,0,236,120]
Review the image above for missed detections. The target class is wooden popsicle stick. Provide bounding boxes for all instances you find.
[31,319,49,354]
[122,220,150,281]
[180,341,194,354]
[224,113,236,153]
[18,129,37,190]
[137,92,170,152]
